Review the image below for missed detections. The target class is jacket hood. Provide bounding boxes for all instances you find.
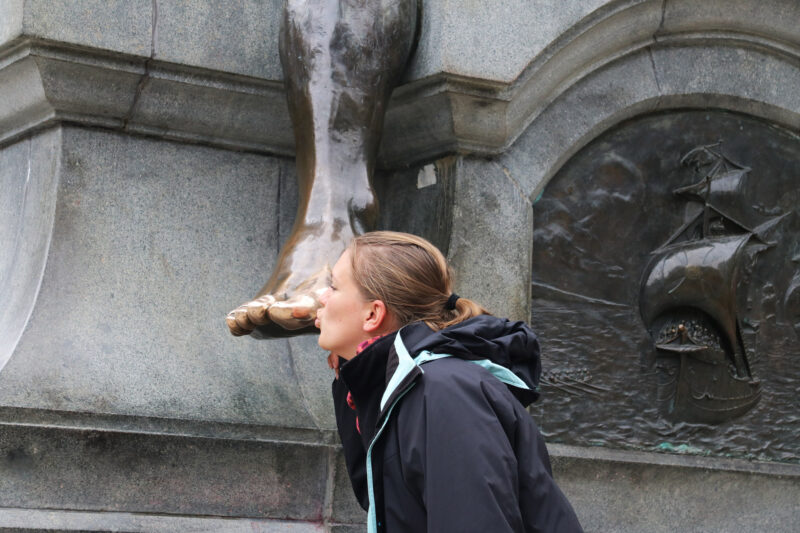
[400,315,542,405]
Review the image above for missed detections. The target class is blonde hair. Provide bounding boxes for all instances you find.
[348,231,490,331]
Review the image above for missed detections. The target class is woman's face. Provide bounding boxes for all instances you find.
[317,250,375,359]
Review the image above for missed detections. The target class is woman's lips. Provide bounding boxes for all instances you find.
[314,317,321,329]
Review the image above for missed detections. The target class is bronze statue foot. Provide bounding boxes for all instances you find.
[226,222,356,338]
[226,0,417,339]
[226,277,325,338]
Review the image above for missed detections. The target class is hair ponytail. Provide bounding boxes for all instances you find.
[433,295,487,330]
[348,231,490,331]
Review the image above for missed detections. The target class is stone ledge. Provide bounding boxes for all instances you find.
[549,443,800,478]
[549,444,800,533]
[0,421,348,522]
[0,38,292,157]
[0,406,340,447]
[2,433,797,532]
[0,506,348,532]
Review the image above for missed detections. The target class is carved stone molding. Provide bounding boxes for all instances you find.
[0,39,293,156]
[1,1,798,170]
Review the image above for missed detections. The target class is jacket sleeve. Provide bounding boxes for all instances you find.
[397,362,583,533]
[332,374,369,511]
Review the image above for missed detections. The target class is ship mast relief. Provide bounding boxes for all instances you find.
[639,143,788,423]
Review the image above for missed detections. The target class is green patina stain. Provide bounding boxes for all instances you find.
[657,442,707,455]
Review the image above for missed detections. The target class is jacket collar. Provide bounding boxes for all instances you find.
[339,325,431,440]
[379,328,424,412]
[340,333,396,406]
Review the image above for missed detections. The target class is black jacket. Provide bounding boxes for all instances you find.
[333,315,583,533]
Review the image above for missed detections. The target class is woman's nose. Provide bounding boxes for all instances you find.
[319,287,331,305]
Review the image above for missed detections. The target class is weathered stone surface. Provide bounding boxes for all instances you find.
[37,54,142,122]
[128,66,292,154]
[286,335,337,431]
[506,0,662,141]
[0,128,60,372]
[0,127,320,429]
[0,0,23,46]
[375,157,455,256]
[447,157,532,322]
[0,55,53,143]
[406,0,610,83]
[651,44,800,131]
[4,0,614,84]
[0,46,293,155]
[330,450,367,525]
[155,0,283,80]
[20,0,152,56]
[376,156,531,322]
[0,507,328,533]
[549,444,800,533]
[501,49,661,199]
[3,1,800,171]
[329,525,366,533]
[0,422,330,520]
[661,0,800,44]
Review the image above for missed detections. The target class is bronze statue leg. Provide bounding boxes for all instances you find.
[227,0,418,338]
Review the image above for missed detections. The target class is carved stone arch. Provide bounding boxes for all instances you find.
[494,0,800,200]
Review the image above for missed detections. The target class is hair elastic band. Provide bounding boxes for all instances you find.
[446,293,460,310]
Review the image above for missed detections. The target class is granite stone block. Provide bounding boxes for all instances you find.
[0,127,317,429]
[128,70,292,153]
[22,0,152,57]
[0,128,60,372]
[549,444,800,533]
[651,44,800,131]
[662,0,800,45]
[329,525,366,533]
[330,450,367,525]
[447,156,532,322]
[286,335,337,431]
[506,0,662,139]
[0,423,330,520]
[378,89,459,168]
[375,157,455,256]
[0,507,329,532]
[377,156,531,321]
[406,0,610,83]
[37,55,142,121]
[0,0,23,47]
[500,49,660,199]
[155,0,284,80]
[0,136,28,293]
[0,56,53,143]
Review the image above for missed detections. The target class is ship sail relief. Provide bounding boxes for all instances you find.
[638,143,778,424]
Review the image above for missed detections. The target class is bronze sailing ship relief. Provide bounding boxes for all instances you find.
[530,111,799,458]
[639,143,786,424]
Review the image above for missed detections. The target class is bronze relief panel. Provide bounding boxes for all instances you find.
[530,110,799,462]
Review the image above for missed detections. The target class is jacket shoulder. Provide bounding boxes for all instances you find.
[403,357,521,421]
[417,357,519,397]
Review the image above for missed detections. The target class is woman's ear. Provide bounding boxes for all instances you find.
[363,299,391,333]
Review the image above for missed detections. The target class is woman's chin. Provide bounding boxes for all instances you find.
[317,335,339,355]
